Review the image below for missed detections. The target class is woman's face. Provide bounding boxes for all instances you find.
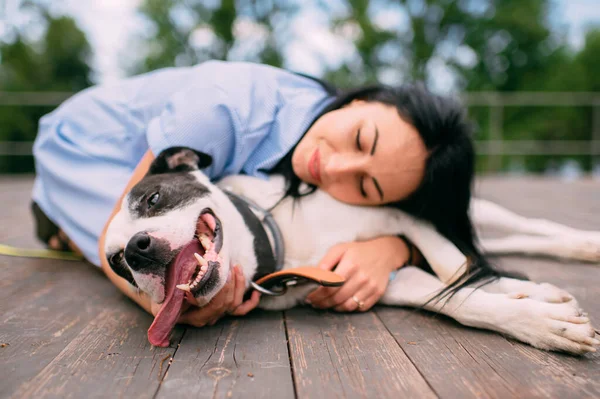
[292,100,427,206]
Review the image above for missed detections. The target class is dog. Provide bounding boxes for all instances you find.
[104,147,599,354]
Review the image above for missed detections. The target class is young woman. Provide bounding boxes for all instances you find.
[32,60,485,327]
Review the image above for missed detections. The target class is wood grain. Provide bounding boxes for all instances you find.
[157,310,294,399]
[285,307,436,399]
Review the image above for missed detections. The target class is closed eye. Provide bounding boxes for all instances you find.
[356,129,362,151]
[356,128,362,151]
[359,176,367,198]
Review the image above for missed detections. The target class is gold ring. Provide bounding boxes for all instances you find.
[352,295,364,309]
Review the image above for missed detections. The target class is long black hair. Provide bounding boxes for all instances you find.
[270,77,518,298]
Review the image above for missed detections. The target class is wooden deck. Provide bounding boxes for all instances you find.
[1,176,599,399]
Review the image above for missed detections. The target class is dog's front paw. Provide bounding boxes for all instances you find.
[509,282,575,304]
[500,298,598,355]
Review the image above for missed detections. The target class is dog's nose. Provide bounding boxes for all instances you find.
[125,232,155,270]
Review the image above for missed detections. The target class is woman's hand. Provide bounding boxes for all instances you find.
[146,265,261,327]
[305,236,411,312]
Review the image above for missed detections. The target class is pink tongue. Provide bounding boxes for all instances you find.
[147,241,202,347]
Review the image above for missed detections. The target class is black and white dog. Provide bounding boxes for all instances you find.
[105,148,599,354]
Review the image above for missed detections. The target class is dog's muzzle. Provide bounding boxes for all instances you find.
[147,208,225,348]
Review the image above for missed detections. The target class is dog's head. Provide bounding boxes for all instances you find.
[104,147,238,345]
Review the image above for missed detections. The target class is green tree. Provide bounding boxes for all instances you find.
[132,0,295,74]
[319,0,560,91]
[0,6,92,173]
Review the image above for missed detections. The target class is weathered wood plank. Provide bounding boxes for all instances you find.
[377,305,600,399]
[0,259,118,398]
[158,310,294,399]
[285,307,436,399]
[9,299,183,399]
[377,307,519,399]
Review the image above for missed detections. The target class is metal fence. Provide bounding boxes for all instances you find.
[1,91,599,171]
[463,92,600,171]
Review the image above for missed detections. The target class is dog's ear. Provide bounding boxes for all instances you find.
[148,147,213,175]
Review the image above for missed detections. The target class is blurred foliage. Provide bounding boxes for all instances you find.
[0,3,92,172]
[0,0,599,173]
[132,0,295,73]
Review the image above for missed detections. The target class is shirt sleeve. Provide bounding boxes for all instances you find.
[145,61,285,180]
[146,80,242,180]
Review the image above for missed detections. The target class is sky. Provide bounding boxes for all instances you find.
[2,0,600,89]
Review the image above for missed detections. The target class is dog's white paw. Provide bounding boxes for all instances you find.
[508,282,575,304]
[498,297,598,355]
[492,278,577,305]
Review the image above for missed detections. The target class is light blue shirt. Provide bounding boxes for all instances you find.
[32,61,334,266]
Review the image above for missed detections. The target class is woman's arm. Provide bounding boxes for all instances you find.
[98,150,157,315]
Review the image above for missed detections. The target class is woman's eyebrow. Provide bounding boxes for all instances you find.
[370,125,379,156]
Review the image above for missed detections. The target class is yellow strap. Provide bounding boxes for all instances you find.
[0,244,84,261]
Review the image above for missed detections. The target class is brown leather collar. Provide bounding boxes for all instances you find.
[251,266,345,296]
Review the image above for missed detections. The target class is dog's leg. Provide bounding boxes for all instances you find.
[472,198,600,239]
[400,220,468,284]
[472,199,600,262]
[480,235,600,263]
[380,267,598,355]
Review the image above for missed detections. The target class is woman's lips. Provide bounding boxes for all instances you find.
[308,148,321,183]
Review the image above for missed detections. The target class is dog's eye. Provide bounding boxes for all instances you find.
[147,192,160,208]
[109,251,123,265]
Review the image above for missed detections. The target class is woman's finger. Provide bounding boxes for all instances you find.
[212,267,236,311]
[231,290,261,316]
[306,256,355,305]
[356,291,381,312]
[312,276,365,309]
[331,280,377,312]
[230,265,246,311]
[317,243,348,270]
[305,286,339,305]
[223,268,237,308]
[177,305,210,327]
[334,296,360,312]
[220,269,236,297]
[333,287,377,312]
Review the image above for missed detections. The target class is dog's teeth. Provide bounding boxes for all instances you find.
[194,253,208,266]
[191,274,204,288]
[176,284,191,292]
[201,264,208,272]
[199,236,212,250]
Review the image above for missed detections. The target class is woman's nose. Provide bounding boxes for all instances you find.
[325,153,364,178]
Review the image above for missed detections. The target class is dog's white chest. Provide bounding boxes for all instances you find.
[218,175,402,268]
